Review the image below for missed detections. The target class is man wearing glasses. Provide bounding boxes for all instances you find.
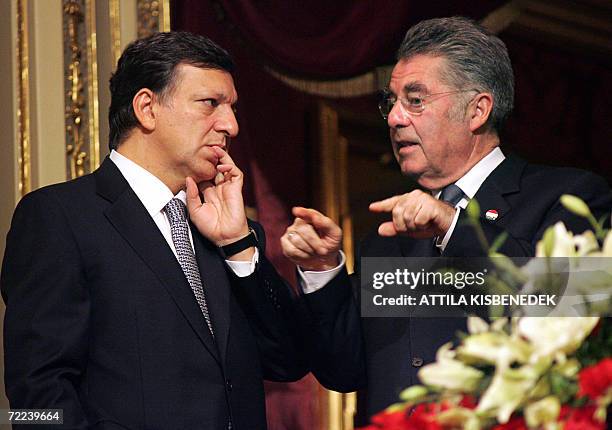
[281,16,612,418]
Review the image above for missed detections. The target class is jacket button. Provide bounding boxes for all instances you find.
[226,379,233,392]
[412,357,424,367]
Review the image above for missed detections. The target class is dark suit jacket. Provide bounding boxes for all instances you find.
[1,158,363,429]
[358,156,612,417]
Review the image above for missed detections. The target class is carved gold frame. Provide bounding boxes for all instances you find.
[63,0,100,179]
[137,0,171,39]
[17,0,31,196]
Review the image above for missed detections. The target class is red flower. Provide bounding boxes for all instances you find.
[358,403,442,430]
[561,405,605,430]
[491,416,528,430]
[458,395,477,409]
[406,404,443,430]
[369,409,412,429]
[578,358,612,400]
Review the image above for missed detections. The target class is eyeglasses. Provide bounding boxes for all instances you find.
[378,89,478,119]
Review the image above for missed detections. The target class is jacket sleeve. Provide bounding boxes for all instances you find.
[1,190,90,429]
[297,267,366,393]
[226,220,309,382]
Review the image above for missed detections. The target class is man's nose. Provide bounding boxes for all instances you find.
[387,101,411,129]
[216,105,239,137]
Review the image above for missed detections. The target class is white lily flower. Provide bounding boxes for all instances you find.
[476,362,544,423]
[518,317,599,360]
[418,359,484,393]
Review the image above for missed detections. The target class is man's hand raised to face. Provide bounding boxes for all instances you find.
[186,146,251,252]
[369,190,456,239]
[281,207,342,272]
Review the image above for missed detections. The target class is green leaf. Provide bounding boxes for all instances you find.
[399,385,428,401]
[489,232,508,254]
[542,226,556,257]
[466,199,480,221]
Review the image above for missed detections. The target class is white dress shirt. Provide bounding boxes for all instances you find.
[109,150,257,277]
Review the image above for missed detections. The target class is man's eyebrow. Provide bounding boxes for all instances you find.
[402,82,428,94]
[193,91,236,104]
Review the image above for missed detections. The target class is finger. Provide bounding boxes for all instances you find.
[292,207,339,235]
[369,195,402,213]
[212,146,236,167]
[378,221,398,237]
[215,163,243,186]
[281,235,312,260]
[291,221,329,255]
[201,182,220,206]
[285,229,317,255]
[391,201,409,233]
[413,203,434,231]
[185,177,203,212]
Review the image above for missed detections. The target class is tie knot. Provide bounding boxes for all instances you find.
[439,184,464,207]
[164,198,187,225]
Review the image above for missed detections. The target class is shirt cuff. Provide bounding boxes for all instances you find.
[226,247,259,277]
[436,207,461,251]
[297,251,346,294]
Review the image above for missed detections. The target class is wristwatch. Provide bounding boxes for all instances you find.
[219,228,258,258]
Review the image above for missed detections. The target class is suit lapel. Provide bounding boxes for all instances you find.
[472,155,526,226]
[94,158,221,364]
[191,227,231,364]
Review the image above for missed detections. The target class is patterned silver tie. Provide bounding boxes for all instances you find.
[164,198,214,337]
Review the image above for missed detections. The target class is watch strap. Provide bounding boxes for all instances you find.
[219,228,258,258]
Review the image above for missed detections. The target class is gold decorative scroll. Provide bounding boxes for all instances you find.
[63,0,100,179]
[17,0,31,196]
[137,0,171,38]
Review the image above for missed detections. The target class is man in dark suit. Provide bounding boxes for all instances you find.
[280,17,612,419]
[1,32,363,429]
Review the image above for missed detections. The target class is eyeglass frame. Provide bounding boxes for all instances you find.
[378,88,479,120]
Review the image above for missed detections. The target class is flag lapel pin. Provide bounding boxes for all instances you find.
[485,209,499,221]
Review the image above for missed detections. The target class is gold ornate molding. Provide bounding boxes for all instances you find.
[160,0,171,32]
[137,0,171,39]
[63,0,100,180]
[109,0,121,66]
[17,0,31,196]
[86,0,100,171]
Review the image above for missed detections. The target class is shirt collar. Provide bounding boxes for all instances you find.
[455,147,505,199]
[109,150,186,216]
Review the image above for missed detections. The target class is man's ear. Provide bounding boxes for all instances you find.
[132,88,156,131]
[468,92,493,132]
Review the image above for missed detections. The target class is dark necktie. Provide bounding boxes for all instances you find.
[439,183,464,207]
[164,198,214,337]
[434,184,465,252]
